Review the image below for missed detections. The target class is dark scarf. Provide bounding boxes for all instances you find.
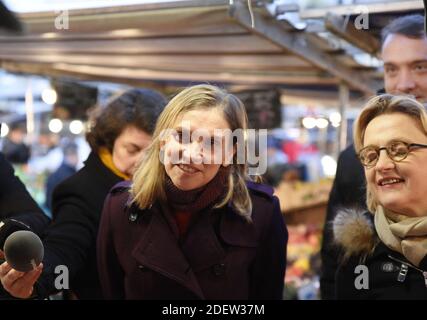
[165,166,230,215]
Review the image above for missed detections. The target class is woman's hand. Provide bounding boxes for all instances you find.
[0,250,43,299]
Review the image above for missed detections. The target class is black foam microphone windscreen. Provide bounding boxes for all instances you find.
[3,231,44,272]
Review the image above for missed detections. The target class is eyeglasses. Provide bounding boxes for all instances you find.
[358,140,427,168]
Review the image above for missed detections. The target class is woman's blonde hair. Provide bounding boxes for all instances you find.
[353,94,427,212]
[131,84,254,221]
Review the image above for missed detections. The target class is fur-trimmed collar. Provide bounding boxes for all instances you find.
[332,208,378,258]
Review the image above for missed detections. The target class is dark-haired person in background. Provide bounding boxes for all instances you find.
[0,89,167,299]
[320,14,427,299]
[2,123,31,165]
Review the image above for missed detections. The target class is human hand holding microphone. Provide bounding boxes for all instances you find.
[0,219,44,299]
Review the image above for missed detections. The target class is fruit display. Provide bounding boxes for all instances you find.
[284,223,322,300]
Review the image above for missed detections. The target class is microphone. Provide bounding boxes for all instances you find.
[3,230,44,272]
[0,219,44,272]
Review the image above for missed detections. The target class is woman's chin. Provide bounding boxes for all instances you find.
[380,198,397,207]
[171,178,200,191]
[380,199,408,214]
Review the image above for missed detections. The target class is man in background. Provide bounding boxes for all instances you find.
[2,123,31,165]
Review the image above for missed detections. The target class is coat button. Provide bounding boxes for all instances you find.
[381,262,399,273]
[129,212,138,222]
[212,263,226,276]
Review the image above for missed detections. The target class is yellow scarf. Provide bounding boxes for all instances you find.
[375,206,427,267]
[98,147,130,180]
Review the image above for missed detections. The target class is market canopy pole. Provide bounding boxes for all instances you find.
[229,1,380,95]
[25,79,35,147]
[338,82,349,154]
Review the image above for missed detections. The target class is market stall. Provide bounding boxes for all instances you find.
[1,0,417,300]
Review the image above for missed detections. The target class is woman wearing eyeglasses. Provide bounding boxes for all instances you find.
[333,94,427,299]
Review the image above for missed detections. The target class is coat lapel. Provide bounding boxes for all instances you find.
[220,205,258,247]
[131,203,205,299]
[181,209,226,272]
[182,206,257,273]
[130,203,257,299]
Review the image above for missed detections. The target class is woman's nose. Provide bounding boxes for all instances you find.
[181,141,203,164]
[375,149,395,171]
[395,69,416,94]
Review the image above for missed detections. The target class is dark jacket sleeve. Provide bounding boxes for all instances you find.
[33,185,98,298]
[30,152,122,299]
[0,152,50,236]
[249,196,288,300]
[320,145,366,300]
[97,192,125,299]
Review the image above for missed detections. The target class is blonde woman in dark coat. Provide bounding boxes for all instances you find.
[97,84,288,300]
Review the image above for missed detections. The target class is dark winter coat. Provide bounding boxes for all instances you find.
[97,181,288,300]
[333,209,427,300]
